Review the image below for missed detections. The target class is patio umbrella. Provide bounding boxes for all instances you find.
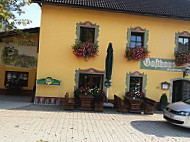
[105,42,113,99]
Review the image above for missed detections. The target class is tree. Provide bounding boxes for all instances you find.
[0,0,31,31]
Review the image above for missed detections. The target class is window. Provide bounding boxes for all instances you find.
[175,31,190,53]
[80,27,95,43]
[126,71,147,95]
[78,73,104,90]
[130,76,143,93]
[178,36,190,51]
[130,32,144,47]
[127,27,149,49]
[5,71,29,87]
[76,21,99,45]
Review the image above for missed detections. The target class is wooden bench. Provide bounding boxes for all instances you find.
[114,95,128,113]
[143,97,156,115]
[64,93,75,110]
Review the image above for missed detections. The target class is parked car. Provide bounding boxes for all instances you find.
[163,98,190,128]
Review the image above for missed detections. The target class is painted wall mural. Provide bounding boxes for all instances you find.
[1,39,38,68]
[2,46,37,68]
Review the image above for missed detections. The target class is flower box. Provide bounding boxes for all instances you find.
[175,50,189,66]
[79,94,94,111]
[125,45,149,61]
[72,40,99,60]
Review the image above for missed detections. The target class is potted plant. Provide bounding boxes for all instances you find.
[125,45,149,61]
[159,93,168,111]
[126,89,145,99]
[72,40,99,60]
[74,86,94,111]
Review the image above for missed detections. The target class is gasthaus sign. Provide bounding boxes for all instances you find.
[140,58,185,72]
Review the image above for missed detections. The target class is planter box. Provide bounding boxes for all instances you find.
[79,94,94,111]
[94,103,103,112]
[125,97,143,114]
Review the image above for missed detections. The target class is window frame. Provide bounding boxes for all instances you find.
[178,36,190,51]
[76,21,99,45]
[126,71,147,95]
[4,71,29,87]
[127,26,149,49]
[130,32,144,47]
[129,76,143,93]
[78,73,104,90]
[79,27,95,43]
[74,68,106,91]
[175,31,190,53]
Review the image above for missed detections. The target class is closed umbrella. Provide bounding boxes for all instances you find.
[105,42,113,99]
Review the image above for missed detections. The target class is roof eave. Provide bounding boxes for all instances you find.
[32,1,190,21]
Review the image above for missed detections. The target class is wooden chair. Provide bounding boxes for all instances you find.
[64,92,75,110]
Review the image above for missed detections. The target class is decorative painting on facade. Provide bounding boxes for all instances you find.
[1,40,37,68]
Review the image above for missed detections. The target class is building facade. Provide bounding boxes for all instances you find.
[0,28,39,96]
[33,0,190,104]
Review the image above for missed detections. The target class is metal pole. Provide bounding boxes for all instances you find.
[107,88,109,101]
[59,81,61,105]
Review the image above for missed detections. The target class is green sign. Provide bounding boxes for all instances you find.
[37,77,61,85]
[140,58,185,72]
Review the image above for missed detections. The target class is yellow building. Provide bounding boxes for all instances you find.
[33,0,190,104]
[0,28,39,97]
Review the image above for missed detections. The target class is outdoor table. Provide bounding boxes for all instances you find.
[124,96,144,114]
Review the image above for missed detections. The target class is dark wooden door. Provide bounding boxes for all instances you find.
[172,80,190,102]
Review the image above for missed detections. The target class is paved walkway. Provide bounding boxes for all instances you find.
[0,95,31,110]
[0,105,189,142]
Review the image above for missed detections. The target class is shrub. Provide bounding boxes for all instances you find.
[159,93,168,106]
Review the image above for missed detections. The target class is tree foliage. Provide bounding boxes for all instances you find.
[0,0,31,31]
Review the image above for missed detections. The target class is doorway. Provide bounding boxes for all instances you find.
[172,79,190,103]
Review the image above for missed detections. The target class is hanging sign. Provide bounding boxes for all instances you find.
[140,58,185,72]
[37,77,61,85]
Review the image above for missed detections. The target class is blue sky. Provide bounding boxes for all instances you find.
[16,3,41,29]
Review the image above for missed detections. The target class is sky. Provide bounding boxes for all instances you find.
[15,3,41,29]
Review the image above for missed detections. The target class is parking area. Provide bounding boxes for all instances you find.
[0,104,189,142]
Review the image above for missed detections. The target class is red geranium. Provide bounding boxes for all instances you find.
[125,45,149,61]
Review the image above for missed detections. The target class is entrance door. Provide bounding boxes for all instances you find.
[172,80,190,102]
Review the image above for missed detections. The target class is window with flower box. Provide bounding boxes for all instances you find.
[126,71,147,95]
[175,31,190,52]
[78,73,104,90]
[75,68,106,91]
[175,31,190,66]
